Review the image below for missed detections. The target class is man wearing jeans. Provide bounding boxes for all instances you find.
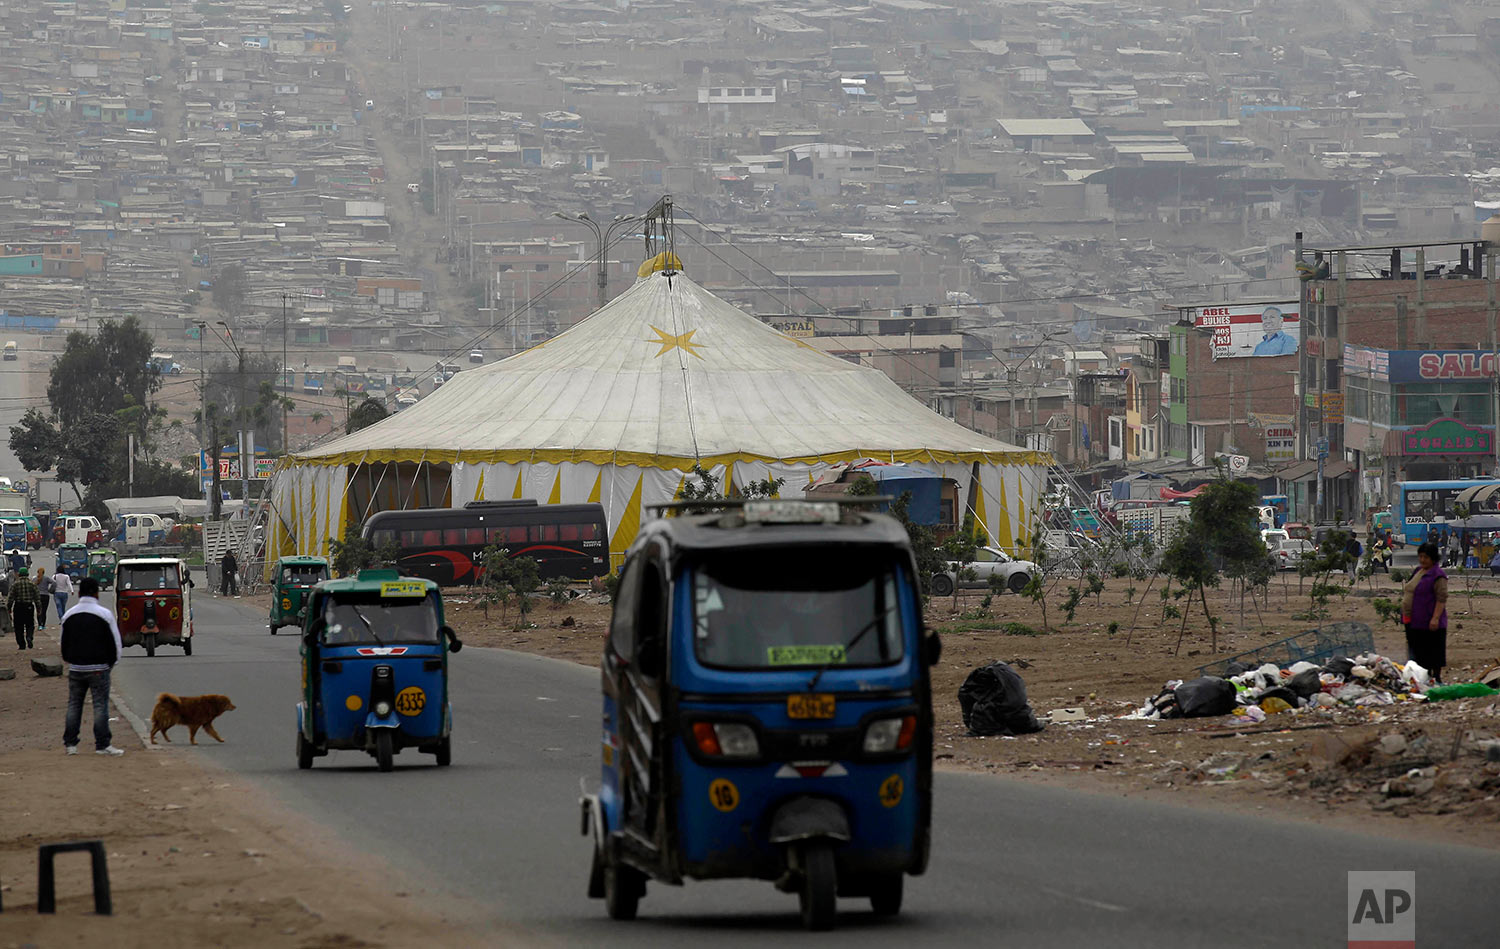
[60,578,125,756]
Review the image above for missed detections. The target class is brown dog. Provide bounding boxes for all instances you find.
[149,693,236,745]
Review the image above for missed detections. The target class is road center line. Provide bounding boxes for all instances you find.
[1036,885,1129,913]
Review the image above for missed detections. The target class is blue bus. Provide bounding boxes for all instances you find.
[1393,479,1500,544]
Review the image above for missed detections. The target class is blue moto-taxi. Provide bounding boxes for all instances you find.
[581,498,938,929]
[295,569,462,772]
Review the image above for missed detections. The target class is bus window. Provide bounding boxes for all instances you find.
[560,523,580,541]
[371,530,396,547]
[579,523,600,541]
[1407,491,1434,520]
[532,524,558,542]
[487,525,528,544]
[461,527,486,545]
[442,528,465,545]
[402,529,441,547]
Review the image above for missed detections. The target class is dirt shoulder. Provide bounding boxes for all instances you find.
[445,577,1500,850]
[0,634,492,947]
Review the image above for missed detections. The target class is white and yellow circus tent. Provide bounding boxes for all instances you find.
[268,263,1052,567]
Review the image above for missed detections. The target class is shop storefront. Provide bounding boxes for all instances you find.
[1344,345,1499,505]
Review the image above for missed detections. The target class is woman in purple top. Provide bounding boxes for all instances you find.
[1401,542,1448,684]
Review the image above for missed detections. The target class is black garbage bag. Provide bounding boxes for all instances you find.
[1323,656,1356,678]
[1224,661,1252,677]
[958,662,1045,736]
[1255,685,1300,708]
[1173,676,1237,718]
[1287,668,1323,699]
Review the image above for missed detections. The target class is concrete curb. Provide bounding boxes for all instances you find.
[111,686,156,748]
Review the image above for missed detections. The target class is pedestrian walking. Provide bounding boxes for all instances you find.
[35,567,53,628]
[7,567,40,650]
[51,568,74,619]
[0,569,12,640]
[7,547,25,574]
[60,577,125,756]
[220,549,239,597]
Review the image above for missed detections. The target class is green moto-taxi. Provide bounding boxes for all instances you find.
[269,556,330,635]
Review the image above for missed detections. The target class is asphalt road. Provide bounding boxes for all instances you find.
[102,590,1498,947]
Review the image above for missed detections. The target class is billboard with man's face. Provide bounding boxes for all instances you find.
[1191,301,1300,360]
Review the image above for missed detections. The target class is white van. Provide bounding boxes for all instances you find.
[3,341,16,361]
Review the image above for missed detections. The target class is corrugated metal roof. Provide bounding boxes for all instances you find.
[997,118,1094,138]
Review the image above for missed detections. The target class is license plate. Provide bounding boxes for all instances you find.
[787,694,836,720]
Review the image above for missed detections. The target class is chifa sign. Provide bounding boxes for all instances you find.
[1348,871,1414,948]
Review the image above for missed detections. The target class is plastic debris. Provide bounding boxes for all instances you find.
[1425,682,1500,702]
[1047,707,1089,723]
[1127,651,1437,720]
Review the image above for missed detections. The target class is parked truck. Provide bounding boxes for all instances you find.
[1115,503,1191,548]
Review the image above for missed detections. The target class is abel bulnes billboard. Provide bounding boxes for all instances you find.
[1191,301,1300,360]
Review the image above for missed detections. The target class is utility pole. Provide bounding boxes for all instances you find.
[1295,231,1311,520]
[282,293,289,455]
[196,322,207,501]
[207,320,246,519]
[127,433,134,498]
[242,427,253,507]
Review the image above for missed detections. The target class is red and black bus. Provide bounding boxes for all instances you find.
[362,501,609,586]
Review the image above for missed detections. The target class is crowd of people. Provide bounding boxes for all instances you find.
[1420,527,1500,574]
[3,565,74,650]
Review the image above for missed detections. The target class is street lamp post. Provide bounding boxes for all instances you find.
[552,211,640,310]
[195,321,209,507]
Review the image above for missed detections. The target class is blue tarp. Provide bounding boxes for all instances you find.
[0,314,59,331]
[860,465,942,525]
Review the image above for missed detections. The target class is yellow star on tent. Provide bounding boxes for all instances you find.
[648,325,704,359]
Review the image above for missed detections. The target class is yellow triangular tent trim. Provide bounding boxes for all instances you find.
[993,473,1014,552]
[474,470,486,502]
[1016,475,1028,549]
[336,483,350,562]
[512,469,524,500]
[548,470,563,505]
[587,471,602,504]
[972,470,992,545]
[724,462,735,498]
[609,474,645,563]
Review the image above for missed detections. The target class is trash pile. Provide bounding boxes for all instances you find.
[1126,653,1494,722]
